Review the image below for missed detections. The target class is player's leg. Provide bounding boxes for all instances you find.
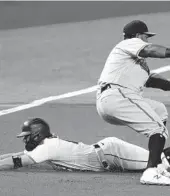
[97,137,148,171]
[145,98,168,126]
[144,99,169,168]
[97,137,170,171]
[97,88,168,139]
[97,87,170,184]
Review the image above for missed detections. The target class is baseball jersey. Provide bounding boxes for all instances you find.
[24,137,103,172]
[98,38,152,93]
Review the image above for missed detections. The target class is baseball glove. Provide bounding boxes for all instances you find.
[145,73,170,91]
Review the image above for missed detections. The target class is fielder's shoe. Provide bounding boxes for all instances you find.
[157,164,170,178]
[140,167,170,185]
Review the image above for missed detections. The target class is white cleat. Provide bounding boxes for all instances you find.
[157,164,170,178]
[140,167,170,186]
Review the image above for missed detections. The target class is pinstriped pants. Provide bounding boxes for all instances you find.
[96,86,168,139]
[97,137,149,171]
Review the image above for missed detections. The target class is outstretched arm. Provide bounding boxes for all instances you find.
[145,73,170,91]
[0,151,24,160]
[0,153,35,170]
[139,44,170,58]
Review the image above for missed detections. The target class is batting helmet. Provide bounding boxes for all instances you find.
[17,118,52,151]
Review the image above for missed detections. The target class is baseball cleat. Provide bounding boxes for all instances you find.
[157,164,170,178]
[140,167,170,185]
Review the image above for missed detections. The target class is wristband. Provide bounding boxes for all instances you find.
[12,156,23,169]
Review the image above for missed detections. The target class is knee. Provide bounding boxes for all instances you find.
[162,103,168,121]
[157,102,168,121]
[161,127,169,140]
[149,124,169,140]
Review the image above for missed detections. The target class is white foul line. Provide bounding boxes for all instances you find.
[0,85,97,116]
[0,65,170,117]
[150,65,170,74]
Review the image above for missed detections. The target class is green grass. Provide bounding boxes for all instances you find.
[1,12,170,103]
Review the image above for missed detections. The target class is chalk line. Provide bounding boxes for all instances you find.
[150,65,170,74]
[0,85,97,116]
[0,65,170,117]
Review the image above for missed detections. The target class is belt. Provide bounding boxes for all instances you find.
[100,84,111,93]
[100,83,124,93]
[93,144,110,170]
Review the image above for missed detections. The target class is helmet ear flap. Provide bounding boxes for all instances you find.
[32,134,40,142]
[25,132,43,151]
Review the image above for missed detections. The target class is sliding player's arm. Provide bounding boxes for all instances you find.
[0,152,35,170]
[0,151,24,160]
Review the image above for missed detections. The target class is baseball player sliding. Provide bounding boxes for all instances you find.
[96,20,170,185]
[0,117,170,174]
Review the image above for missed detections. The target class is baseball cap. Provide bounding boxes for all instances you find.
[123,20,156,37]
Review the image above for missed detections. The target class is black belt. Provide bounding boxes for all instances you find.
[93,144,101,148]
[100,83,126,93]
[100,84,111,93]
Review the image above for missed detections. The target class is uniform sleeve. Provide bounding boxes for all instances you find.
[25,141,56,163]
[117,38,151,59]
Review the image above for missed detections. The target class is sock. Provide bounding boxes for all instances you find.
[147,133,165,168]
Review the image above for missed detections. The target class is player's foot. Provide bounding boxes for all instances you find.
[140,167,170,185]
[157,164,170,178]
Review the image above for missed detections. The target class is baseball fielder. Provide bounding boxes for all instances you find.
[1,117,170,174]
[96,20,170,185]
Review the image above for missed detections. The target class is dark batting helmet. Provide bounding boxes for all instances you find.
[17,118,52,151]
